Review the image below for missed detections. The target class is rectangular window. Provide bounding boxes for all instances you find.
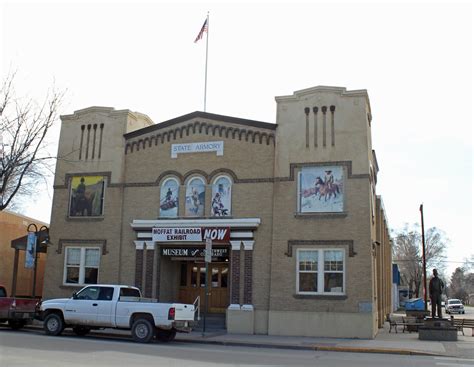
[64,247,100,285]
[297,249,345,295]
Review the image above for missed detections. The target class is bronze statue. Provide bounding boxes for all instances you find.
[429,269,445,318]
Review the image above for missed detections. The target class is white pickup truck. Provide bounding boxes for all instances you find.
[39,284,196,343]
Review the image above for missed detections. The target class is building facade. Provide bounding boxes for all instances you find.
[44,86,392,338]
[0,210,48,297]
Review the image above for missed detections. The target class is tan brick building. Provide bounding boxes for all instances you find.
[44,86,392,338]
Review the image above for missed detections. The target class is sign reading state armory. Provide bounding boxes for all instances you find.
[171,141,224,158]
[152,227,230,242]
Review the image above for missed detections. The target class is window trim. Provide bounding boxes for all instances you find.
[296,248,346,296]
[63,246,101,286]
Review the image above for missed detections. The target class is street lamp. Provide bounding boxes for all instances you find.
[26,224,50,298]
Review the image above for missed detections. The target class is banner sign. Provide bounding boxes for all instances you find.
[25,232,37,269]
[152,227,230,242]
[161,247,228,258]
[171,141,224,158]
[153,227,201,242]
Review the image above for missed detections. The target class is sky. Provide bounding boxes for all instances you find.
[1,0,472,277]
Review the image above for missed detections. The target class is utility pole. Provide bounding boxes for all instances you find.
[420,204,427,311]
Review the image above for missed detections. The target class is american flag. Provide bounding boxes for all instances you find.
[194,18,208,43]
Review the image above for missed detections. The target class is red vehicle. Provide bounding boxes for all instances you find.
[0,285,39,329]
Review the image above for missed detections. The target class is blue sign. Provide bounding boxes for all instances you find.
[25,232,37,269]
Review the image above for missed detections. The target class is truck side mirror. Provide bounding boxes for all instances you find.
[72,292,77,299]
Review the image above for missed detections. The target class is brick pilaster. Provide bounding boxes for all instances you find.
[243,249,253,305]
[145,248,154,298]
[155,247,161,300]
[135,249,144,291]
[231,250,241,304]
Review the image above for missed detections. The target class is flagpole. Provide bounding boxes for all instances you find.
[204,12,209,112]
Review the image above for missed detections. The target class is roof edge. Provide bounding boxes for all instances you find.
[124,111,276,140]
[61,106,153,124]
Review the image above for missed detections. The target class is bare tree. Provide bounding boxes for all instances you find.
[447,257,474,304]
[393,224,448,298]
[0,72,64,211]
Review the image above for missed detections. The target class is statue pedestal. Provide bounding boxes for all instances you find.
[419,318,457,341]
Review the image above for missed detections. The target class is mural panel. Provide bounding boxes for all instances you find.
[185,178,205,216]
[69,176,105,217]
[160,179,179,217]
[299,166,344,213]
[211,177,232,216]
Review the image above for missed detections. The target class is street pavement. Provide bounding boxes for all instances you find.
[3,330,473,367]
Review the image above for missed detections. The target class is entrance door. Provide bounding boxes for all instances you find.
[178,262,229,313]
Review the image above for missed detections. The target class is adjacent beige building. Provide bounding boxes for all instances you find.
[44,86,392,338]
[0,210,48,297]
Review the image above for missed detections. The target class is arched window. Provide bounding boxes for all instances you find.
[185,177,206,217]
[211,176,232,217]
[160,178,179,217]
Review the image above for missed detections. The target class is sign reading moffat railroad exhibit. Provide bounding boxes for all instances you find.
[152,227,230,242]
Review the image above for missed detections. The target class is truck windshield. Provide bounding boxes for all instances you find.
[120,288,141,298]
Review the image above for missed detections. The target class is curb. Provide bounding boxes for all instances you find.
[177,338,443,356]
[312,345,441,356]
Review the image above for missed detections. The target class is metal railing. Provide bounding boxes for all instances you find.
[193,296,201,321]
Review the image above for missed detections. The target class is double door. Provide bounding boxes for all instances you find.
[178,262,229,313]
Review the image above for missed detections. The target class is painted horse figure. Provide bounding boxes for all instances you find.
[314,177,340,201]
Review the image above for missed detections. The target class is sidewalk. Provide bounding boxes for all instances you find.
[173,323,474,358]
[28,320,474,358]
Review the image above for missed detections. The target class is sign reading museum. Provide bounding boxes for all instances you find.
[161,247,228,258]
[171,141,224,158]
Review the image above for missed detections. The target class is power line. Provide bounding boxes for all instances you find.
[393,259,473,264]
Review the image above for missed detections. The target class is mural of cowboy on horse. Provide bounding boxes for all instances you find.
[314,170,340,201]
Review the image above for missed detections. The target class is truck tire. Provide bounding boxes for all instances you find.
[131,318,154,343]
[43,313,64,336]
[73,326,91,336]
[156,329,176,342]
[8,320,26,330]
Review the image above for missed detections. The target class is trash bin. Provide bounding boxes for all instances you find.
[405,298,425,311]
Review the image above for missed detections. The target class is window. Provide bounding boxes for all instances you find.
[323,250,344,293]
[98,287,114,301]
[160,178,179,218]
[298,166,344,213]
[69,176,106,217]
[75,286,100,300]
[119,288,141,298]
[297,249,345,295]
[211,176,232,216]
[185,177,205,216]
[64,247,100,285]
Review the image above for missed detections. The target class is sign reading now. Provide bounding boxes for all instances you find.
[152,227,230,242]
